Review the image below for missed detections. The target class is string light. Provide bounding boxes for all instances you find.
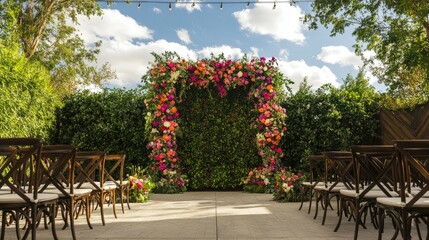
[98,0,313,10]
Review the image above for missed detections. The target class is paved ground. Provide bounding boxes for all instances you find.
[2,192,423,239]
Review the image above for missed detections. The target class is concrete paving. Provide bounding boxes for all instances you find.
[2,191,423,239]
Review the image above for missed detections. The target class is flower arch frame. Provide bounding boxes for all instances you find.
[143,52,289,193]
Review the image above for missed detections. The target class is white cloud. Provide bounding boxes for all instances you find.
[317,45,362,69]
[175,1,202,12]
[76,9,153,44]
[176,28,192,45]
[74,9,197,88]
[197,45,259,59]
[250,47,259,57]
[233,2,305,44]
[153,7,162,14]
[278,52,339,91]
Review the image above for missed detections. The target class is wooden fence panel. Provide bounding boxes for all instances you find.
[379,103,429,144]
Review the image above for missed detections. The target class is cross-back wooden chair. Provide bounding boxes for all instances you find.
[74,151,116,226]
[313,151,353,225]
[104,154,130,214]
[39,145,93,240]
[299,155,325,214]
[0,138,59,240]
[377,140,429,240]
[334,145,398,240]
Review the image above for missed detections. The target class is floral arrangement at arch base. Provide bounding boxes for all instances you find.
[272,168,304,202]
[142,52,291,193]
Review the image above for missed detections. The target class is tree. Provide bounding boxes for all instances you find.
[305,0,429,107]
[0,0,116,97]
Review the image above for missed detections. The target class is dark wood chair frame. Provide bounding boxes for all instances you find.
[104,154,130,214]
[299,155,325,214]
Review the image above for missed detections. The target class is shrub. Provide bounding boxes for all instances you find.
[0,44,59,138]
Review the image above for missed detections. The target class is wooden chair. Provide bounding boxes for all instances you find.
[74,151,116,225]
[0,138,59,240]
[104,154,130,214]
[313,151,353,225]
[299,155,325,214]
[39,145,93,240]
[377,140,429,240]
[335,145,398,240]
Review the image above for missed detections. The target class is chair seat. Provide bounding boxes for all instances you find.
[377,197,429,208]
[0,193,58,204]
[314,185,346,192]
[105,180,129,186]
[301,181,325,186]
[43,188,92,197]
[340,189,399,198]
[75,182,116,191]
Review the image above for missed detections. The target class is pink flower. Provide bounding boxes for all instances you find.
[275,148,282,153]
[137,181,143,189]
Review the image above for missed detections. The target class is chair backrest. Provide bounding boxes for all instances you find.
[0,138,43,202]
[104,154,126,186]
[394,140,429,207]
[323,151,354,190]
[75,151,106,189]
[39,145,77,196]
[308,155,325,184]
[350,145,396,198]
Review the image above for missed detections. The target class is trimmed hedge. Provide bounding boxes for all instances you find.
[0,44,59,138]
[177,86,259,190]
[51,89,149,168]
[281,74,380,170]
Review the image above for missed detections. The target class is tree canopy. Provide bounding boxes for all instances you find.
[0,0,116,97]
[305,0,429,107]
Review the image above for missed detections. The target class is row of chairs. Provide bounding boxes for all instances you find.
[0,138,131,240]
[299,140,429,240]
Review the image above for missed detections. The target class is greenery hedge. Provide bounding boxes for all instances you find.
[281,73,380,170]
[177,86,259,190]
[51,89,149,168]
[0,44,59,138]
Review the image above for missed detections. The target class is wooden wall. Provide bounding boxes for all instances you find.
[379,102,429,144]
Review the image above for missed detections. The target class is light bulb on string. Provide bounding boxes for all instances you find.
[169,2,172,11]
[273,2,276,10]
[246,2,250,8]
[138,2,141,8]
[192,2,195,7]
[220,2,223,9]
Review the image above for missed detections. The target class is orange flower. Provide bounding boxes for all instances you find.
[171,100,175,106]
[258,108,264,113]
[275,135,281,141]
[266,85,273,91]
[169,126,175,131]
[260,119,266,124]
[266,138,272,143]
[171,107,177,113]
[162,135,171,141]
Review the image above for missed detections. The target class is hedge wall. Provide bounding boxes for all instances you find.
[51,89,149,168]
[176,86,259,190]
[281,74,380,170]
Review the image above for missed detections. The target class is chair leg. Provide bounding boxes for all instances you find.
[120,186,125,214]
[2,210,7,240]
[334,197,344,232]
[314,192,320,219]
[126,185,131,210]
[50,204,59,240]
[112,190,118,219]
[31,205,37,240]
[299,186,305,211]
[85,196,93,229]
[321,193,330,225]
[99,192,106,226]
[308,188,313,214]
[69,200,77,240]
[354,199,360,240]
[377,207,384,240]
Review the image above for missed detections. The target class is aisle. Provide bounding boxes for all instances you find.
[3,192,407,239]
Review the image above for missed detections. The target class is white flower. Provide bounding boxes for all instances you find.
[264,178,269,185]
[237,71,243,78]
[163,121,171,128]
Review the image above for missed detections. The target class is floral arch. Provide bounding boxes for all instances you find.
[143,52,288,193]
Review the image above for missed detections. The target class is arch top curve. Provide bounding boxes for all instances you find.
[143,52,289,193]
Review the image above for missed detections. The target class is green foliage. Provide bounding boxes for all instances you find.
[0,0,115,98]
[51,89,149,167]
[305,0,429,107]
[282,73,380,170]
[0,44,59,138]
[177,86,259,190]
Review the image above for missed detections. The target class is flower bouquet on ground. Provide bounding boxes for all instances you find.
[273,168,304,202]
[127,166,155,203]
[243,166,276,193]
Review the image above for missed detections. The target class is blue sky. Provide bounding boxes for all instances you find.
[75,1,383,91]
